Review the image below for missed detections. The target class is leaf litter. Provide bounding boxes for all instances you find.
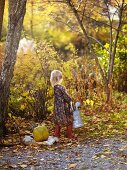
[0,105,127,169]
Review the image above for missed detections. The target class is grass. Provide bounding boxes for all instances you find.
[1,93,127,145]
[77,109,127,141]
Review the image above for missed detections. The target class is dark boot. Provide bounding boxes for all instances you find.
[54,124,60,138]
[66,124,73,139]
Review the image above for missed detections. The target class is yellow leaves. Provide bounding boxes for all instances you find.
[90,100,94,107]
[8,113,16,119]
[17,97,23,101]
[104,43,109,49]
[20,104,25,110]
[83,99,94,107]
[48,28,73,47]
[21,91,29,97]
[85,99,90,105]
[108,124,113,129]
[8,113,12,118]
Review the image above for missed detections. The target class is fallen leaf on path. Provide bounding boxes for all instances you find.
[92,155,99,160]
[68,163,77,169]
[103,151,112,155]
[20,164,27,168]
[30,166,35,170]
[40,158,44,161]
[100,155,106,158]
[9,164,18,168]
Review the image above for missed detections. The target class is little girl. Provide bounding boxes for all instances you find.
[50,70,73,139]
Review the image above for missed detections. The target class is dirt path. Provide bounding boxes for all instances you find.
[0,137,127,170]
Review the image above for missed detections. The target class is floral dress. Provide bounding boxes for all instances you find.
[54,84,73,126]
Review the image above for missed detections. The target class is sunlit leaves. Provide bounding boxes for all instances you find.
[24,1,57,38]
[47,28,74,51]
[83,99,94,107]
[9,41,60,117]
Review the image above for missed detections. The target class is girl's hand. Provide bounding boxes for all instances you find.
[70,101,74,111]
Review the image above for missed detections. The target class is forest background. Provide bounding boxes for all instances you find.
[0,0,127,141]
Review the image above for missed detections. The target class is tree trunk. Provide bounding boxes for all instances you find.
[105,81,112,103]
[0,0,5,40]
[30,0,34,38]
[106,0,124,102]
[0,0,27,137]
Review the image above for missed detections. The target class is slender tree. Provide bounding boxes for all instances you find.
[30,0,34,38]
[0,0,27,137]
[0,0,5,40]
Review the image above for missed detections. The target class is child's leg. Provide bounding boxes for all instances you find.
[66,124,73,139]
[54,124,61,138]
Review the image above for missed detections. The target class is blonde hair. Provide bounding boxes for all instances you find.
[50,70,63,86]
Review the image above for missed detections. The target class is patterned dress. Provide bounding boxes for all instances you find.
[54,84,73,126]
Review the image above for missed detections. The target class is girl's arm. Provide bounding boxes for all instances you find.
[61,86,72,103]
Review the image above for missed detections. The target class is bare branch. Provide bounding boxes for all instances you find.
[88,36,109,51]
[54,18,80,33]
[81,4,87,22]
[65,0,107,83]
[76,0,83,10]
